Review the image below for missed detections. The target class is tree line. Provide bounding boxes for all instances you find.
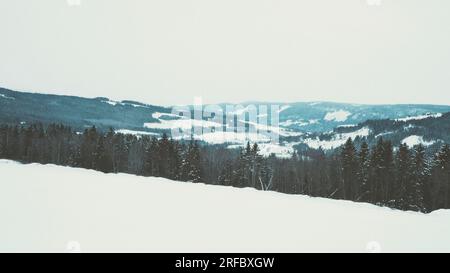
[0,124,202,182]
[1,123,449,213]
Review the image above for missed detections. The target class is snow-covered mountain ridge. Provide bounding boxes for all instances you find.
[2,87,450,157]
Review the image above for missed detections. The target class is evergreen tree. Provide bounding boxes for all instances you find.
[303,173,311,196]
[340,138,358,200]
[94,136,113,173]
[410,144,428,212]
[6,126,19,160]
[232,142,252,188]
[167,139,182,180]
[181,140,203,182]
[144,137,159,176]
[381,140,395,204]
[432,145,450,209]
[218,160,234,186]
[393,143,411,210]
[369,137,387,204]
[107,130,123,173]
[369,138,395,205]
[157,133,170,177]
[357,141,370,202]
[80,126,99,169]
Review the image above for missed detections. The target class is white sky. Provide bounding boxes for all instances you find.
[0,0,449,106]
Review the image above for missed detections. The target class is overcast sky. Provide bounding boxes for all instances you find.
[1,0,449,106]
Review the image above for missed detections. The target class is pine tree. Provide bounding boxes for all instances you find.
[393,143,411,210]
[303,173,311,196]
[94,136,113,173]
[232,142,252,188]
[218,160,234,186]
[6,126,19,160]
[340,138,358,200]
[144,137,159,176]
[381,140,395,204]
[80,126,98,169]
[357,141,370,202]
[369,137,385,204]
[410,144,428,212]
[167,139,182,180]
[251,143,273,191]
[21,126,33,161]
[157,133,170,177]
[432,145,450,209]
[181,140,203,183]
[250,143,261,189]
[259,158,274,191]
[111,131,130,172]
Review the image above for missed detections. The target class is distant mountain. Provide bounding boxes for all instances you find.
[339,112,450,148]
[285,112,450,156]
[0,87,170,132]
[2,87,450,157]
[253,101,450,132]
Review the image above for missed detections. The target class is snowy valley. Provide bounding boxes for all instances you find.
[2,87,450,158]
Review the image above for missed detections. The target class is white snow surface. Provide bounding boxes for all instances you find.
[101,99,150,108]
[151,112,180,119]
[0,94,15,100]
[324,110,352,122]
[146,112,300,144]
[196,132,271,144]
[1,160,450,253]
[396,113,443,122]
[304,127,371,150]
[401,135,436,148]
[228,142,295,158]
[375,131,394,138]
[256,143,294,158]
[102,99,118,106]
[240,120,302,137]
[115,129,158,136]
[337,124,357,128]
[278,105,291,113]
[144,117,222,130]
[280,119,316,127]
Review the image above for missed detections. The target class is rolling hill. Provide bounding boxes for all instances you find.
[2,86,450,157]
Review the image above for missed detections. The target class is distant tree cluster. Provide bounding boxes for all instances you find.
[268,138,450,213]
[218,142,273,191]
[1,123,450,213]
[0,124,202,183]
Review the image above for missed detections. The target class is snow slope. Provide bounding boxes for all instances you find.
[1,160,449,253]
[303,127,371,150]
[115,129,159,136]
[324,110,352,122]
[396,113,443,122]
[0,94,15,100]
[401,135,436,148]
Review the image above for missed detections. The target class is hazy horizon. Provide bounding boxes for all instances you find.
[4,85,450,108]
[1,0,450,106]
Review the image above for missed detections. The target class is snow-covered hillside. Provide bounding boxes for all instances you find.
[1,160,449,253]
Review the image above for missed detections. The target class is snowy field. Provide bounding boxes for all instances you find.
[0,160,449,253]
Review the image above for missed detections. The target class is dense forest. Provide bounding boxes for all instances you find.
[1,123,449,213]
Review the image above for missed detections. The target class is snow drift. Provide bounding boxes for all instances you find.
[0,160,449,253]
